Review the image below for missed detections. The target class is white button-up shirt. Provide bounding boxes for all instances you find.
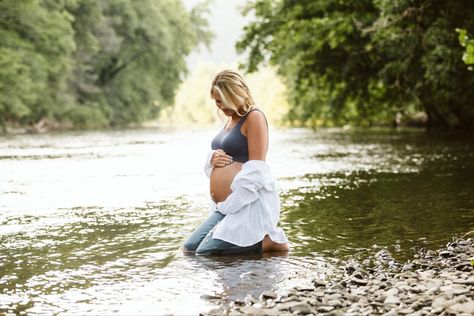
[204,152,289,247]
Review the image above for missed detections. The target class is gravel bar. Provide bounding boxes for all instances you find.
[203,235,474,316]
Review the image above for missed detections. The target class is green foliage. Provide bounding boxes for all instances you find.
[457,28,474,69]
[0,0,76,129]
[238,0,474,129]
[0,0,211,131]
[66,102,109,129]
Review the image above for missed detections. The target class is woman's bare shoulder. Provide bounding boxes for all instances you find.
[245,109,267,126]
[242,109,268,137]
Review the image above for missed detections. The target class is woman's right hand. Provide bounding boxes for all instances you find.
[211,149,233,168]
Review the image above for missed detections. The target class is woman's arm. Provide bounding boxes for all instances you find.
[245,110,269,161]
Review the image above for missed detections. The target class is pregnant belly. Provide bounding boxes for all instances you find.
[210,162,243,202]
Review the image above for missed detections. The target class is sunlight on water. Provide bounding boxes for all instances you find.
[1,127,473,314]
[0,129,213,216]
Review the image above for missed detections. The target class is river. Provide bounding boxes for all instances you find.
[1,127,473,314]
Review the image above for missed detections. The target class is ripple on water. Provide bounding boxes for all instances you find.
[0,128,473,314]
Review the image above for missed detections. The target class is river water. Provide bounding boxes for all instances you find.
[1,127,473,314]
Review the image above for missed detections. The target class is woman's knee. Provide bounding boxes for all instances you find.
[195,242,218,256]
[195,248,215,256]
[182,238,200,252]
[195,235,226,255]
[182,211,225,252]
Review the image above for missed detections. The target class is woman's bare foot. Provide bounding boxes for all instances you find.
[262,235,290,252]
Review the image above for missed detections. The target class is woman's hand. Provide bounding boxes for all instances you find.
[211,149,233,168]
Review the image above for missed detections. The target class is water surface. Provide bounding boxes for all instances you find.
[1,127,473,314]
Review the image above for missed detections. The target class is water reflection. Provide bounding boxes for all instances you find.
[1,127,473,314]
[184,253,287,302]
[282,169,474,261]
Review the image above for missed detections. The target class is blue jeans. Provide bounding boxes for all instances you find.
[183,211,262,255]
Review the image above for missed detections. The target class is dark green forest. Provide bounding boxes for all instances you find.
[1,0,473,131]
[0,0,211,131]
[238,0,474,128]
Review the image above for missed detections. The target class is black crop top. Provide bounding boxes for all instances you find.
[211,109,266,163]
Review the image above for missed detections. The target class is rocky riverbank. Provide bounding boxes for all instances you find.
[204,235,474,316]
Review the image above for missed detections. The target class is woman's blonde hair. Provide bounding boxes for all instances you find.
[211,70,256,117]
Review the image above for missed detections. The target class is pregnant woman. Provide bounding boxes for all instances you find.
[182,70,289,255]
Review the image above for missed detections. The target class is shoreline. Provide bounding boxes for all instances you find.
[0,118,430,136]
[205,234,474,316]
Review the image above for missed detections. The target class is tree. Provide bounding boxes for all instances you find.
[0,0,75,130]
[237,0,474,129]
[0,0,212,130]
[457,28,474,69]
[68,0,212,127]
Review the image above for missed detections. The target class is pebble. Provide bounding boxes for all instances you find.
[384,288,399,296]
[325,293,343,300]
[384,295,401,305]
[277,300,304,311]
[425,279,443,292]
[454,277,474,285]
[440,284,469,296]
[439,250,454,257]
[313,289,325,297]
[398,307,415,314]
[328,283,345,291]
[312,279,327,288]
[447,300,474,315]
[317,305,335,312]
[431,296,449,309]
[239,306,265,315]
[455,262,472,271]
[295,285,315,292]
[260,291,278,300]
[350,276,368,286]
[410,284,426,293]
[289,302,314,314]
[204,237,474,316]
[326,299,343,307]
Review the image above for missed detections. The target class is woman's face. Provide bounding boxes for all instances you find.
[212,89,235,117]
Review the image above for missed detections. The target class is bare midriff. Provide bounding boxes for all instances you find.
[210,162,243,202]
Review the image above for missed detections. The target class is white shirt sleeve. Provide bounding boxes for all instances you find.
[204,150,216,178]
